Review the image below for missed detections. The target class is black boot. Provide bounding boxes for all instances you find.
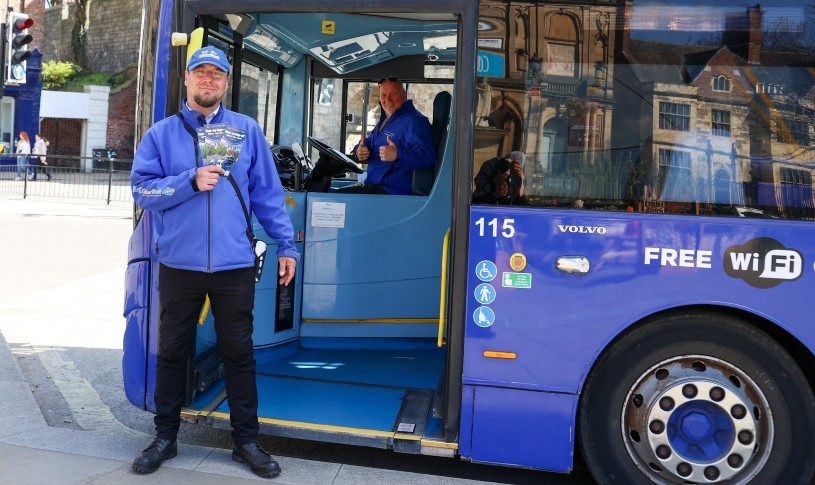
[132,437,177,474]
[232,441,281,478]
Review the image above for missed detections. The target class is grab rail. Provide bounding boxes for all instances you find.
[437,228,451,347]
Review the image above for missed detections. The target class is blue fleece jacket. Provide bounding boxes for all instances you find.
[131,103,299,272]
[358,100,435,195]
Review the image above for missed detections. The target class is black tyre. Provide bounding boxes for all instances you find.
[578,312,815,484]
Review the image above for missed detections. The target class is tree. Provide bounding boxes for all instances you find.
[71,0,91,70]
[50,0,91,70]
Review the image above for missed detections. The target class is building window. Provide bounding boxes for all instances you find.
[544,13,579,78]
[786,120,810,146]
[712,75,731,92]
[659,102,691,131]
[658,149,691,171]
[658,149,692,200]
[781,167,812,186]
[712,109,731,136]
[756,83,784,94]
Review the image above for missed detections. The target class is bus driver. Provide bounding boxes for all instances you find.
[340,77,436,195]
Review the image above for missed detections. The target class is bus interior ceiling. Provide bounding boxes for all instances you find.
[187,11,458,443]
[241,12,458,74]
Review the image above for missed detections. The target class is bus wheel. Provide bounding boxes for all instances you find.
[578,313,815,484]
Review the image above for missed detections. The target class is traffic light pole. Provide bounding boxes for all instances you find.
[1,22,6,85]
[0,22,5,154]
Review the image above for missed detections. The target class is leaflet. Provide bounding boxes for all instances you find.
[196,123,247,176]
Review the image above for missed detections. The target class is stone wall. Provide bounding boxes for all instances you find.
[87,0,142,73]
[44,0,141,74]
[106,77,137,159]
[43,4,80,66]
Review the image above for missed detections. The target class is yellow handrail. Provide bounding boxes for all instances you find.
[437,228,451,347]
[198,295,210,325]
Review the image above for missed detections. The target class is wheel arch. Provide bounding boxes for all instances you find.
[578,304,815,400]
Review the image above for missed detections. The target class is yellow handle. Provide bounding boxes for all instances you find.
[437,228,451,347]
[198,295,210,325]
[170,27,205,65]
[185,28,204,66]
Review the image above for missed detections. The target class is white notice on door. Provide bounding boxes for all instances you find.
[311,201,346,228]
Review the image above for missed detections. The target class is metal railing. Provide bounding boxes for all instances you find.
[0,155,133,204]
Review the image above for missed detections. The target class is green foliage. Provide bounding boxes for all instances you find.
[41,60,82,90]
[43,64,135,92]
[70,72,110,90]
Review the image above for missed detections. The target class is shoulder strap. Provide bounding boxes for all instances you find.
[175,112,255,243]
[225,174,255,242]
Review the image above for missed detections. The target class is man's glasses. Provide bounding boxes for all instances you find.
[191,69,227,80]
[378,76,399,85]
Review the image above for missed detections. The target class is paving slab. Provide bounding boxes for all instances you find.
[0,381,47,437]
[0,329,24,382]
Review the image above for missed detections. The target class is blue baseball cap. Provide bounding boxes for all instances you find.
[187,46,230,74]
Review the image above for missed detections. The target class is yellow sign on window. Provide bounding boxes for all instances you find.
[322,21,335,34]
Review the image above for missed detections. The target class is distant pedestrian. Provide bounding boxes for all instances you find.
[32,134,51,181]
[14,131,30,181]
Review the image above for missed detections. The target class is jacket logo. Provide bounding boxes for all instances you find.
[724,237,803,289]
[132,186,176,197]
[557,225,607,235]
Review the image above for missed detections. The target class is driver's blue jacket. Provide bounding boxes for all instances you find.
[131,103,299,272]
[358,100,435,194]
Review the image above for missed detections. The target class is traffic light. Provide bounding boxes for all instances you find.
[6,12,33,85]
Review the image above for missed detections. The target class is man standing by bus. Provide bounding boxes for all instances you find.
[342,76,436,194]
[129,45,298,479]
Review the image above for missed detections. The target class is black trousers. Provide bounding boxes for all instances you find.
[155,264,258,445]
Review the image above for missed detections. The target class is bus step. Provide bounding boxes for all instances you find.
[393,389,433,454]
[194,351,224,392]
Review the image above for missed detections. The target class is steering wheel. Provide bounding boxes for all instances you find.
[307,136,363,175]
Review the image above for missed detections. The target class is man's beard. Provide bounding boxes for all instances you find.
[194,93,219,108]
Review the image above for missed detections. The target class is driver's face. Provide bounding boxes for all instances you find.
[379,81,407,117]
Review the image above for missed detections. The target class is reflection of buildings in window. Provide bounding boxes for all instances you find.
[712,75,731,92]
[712,109,731,137]
[784,119,810,146]
[755,83,784,95]
[779,167,814,217]
[780,167,812,186]
[657,148,692,201]
[544,13,578,78]
[658,102,690,131]
[546,44,575,77]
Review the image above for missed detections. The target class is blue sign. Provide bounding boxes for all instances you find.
[473,306,496,328]
[477,51,505,78]
[474,283,496,305]
[475,260,498,282]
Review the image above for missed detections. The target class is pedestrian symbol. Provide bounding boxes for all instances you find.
[473,306,495,328]
[474,283,496,305]
[476,260,497,282]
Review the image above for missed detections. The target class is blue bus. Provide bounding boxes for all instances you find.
[123,1,815,482]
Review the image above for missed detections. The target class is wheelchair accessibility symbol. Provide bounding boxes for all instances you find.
[473,306,495,328]
[475,260,497,282]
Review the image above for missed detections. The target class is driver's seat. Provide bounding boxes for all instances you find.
[412,91,452,195]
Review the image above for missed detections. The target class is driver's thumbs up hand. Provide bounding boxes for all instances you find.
[379,135,397,162]
[356,138,370,162]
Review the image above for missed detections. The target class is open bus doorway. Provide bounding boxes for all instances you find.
[171,11,461,456]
